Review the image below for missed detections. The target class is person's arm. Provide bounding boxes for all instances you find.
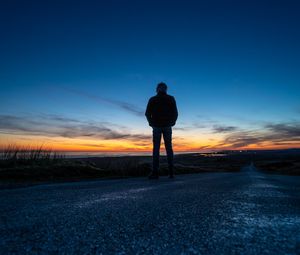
[172,97,178,124]
[145,99,153,126]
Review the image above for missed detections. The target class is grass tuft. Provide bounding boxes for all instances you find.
[0,145,64,168]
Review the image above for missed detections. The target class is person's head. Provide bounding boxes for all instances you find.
[156,82,168,94]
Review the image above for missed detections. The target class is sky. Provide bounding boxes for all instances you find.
[0,0,300,153]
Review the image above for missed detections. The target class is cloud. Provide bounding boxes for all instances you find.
[265,123,300,137]
[40,114,81,123]
[0,114,151,141]
[217,122,300,148]
[62,87,144,117]
[218,131,262,148]
[212,125,238,133]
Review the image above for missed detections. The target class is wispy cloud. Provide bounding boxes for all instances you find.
[0,114,150,141]
[265,123,300,139]
[217,122,300,148]
[212,125,238,133]
[62,87,144,117]
[2,113,299,150]
[218,131,262,148]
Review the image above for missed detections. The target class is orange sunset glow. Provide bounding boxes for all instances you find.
[1,129,299,154]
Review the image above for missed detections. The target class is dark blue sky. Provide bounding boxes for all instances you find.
[1,0,300,151]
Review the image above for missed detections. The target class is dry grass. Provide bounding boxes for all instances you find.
[255,160,300,175]
[0,145,64,167]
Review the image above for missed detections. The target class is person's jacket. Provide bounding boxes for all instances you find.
[145,92,178,127]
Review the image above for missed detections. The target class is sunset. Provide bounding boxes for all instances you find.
[1,1,300,254]
[1,1,299,154]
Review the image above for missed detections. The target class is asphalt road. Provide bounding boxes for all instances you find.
[1,165,300,255]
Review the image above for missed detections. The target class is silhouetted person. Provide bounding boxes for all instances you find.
[145,82,178,179]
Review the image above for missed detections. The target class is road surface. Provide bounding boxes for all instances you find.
[1,166,300,254]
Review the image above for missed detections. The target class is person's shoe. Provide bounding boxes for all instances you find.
[148,173,159,179]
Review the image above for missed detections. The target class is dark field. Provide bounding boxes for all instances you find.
[0,149,299,188]
[251,149,300,175]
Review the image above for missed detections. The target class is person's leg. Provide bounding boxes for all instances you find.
[152,127,162,175]
[162,127,174,177]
